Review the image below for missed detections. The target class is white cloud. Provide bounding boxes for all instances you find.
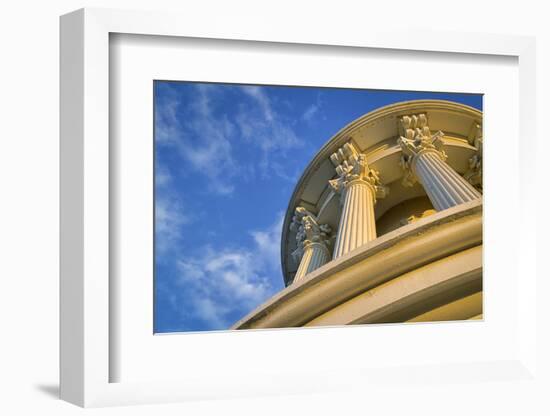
[172,214,284,329]
[156,82,309,190]
[155,165,172,187]
[250,212,284,271]
[177,260,205,281]
[241,85,274,121]
[301,93,323,123]
[155,83,238,195]
[193,298,229,329]
[155,89,183,146]
[302,103,319,122]
[177,247,271,306]
[155,196,191,254]
[235,92,304,180]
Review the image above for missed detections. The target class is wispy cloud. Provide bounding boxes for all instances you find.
[250,213,284,271]
[155,195,191,255]
[156,82,307,190]
[241,85,274,121]
[155,83,238,195]
[301,92,323,123]
[302,103,319,122]
[192,298,229,329]
[235,88,304,179]
[155,164,172,187]
[168,214,284,330]
[154,154,192,255]
[153,82,312,332]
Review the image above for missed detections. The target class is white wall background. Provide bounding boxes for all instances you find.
[0,1,548,415]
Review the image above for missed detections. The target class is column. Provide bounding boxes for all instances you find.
[397,114,481,212]
[290,207,332,283]
[329,142,388,259]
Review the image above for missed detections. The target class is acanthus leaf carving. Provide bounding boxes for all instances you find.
[290,207,332,265]
[464,123,482,190]
[328,141,388,201]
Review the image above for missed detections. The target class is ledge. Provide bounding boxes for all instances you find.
[305,246,482,326]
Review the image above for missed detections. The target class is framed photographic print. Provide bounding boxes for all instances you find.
[153,81,484,334]
[60,7,539,409]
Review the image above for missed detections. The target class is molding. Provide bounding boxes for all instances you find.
[306,245,481,326]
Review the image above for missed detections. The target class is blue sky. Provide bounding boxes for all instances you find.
[154,81,482,333]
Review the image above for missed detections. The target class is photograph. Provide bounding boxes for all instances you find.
[153,81,483,333]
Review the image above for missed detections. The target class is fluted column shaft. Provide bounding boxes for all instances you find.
[333,179,377,259]
[294,241,331,283]
[328,142,388,260]
[412,150,481,211]
[397,113,481,212]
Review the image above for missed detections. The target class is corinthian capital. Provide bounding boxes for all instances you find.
[398,113,431,140]
[290,207,332,264]
[397,114,446,186]
[328,141,388,200]
[464,124,482,190]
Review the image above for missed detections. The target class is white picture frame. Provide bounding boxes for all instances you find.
[60,7,538,408]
